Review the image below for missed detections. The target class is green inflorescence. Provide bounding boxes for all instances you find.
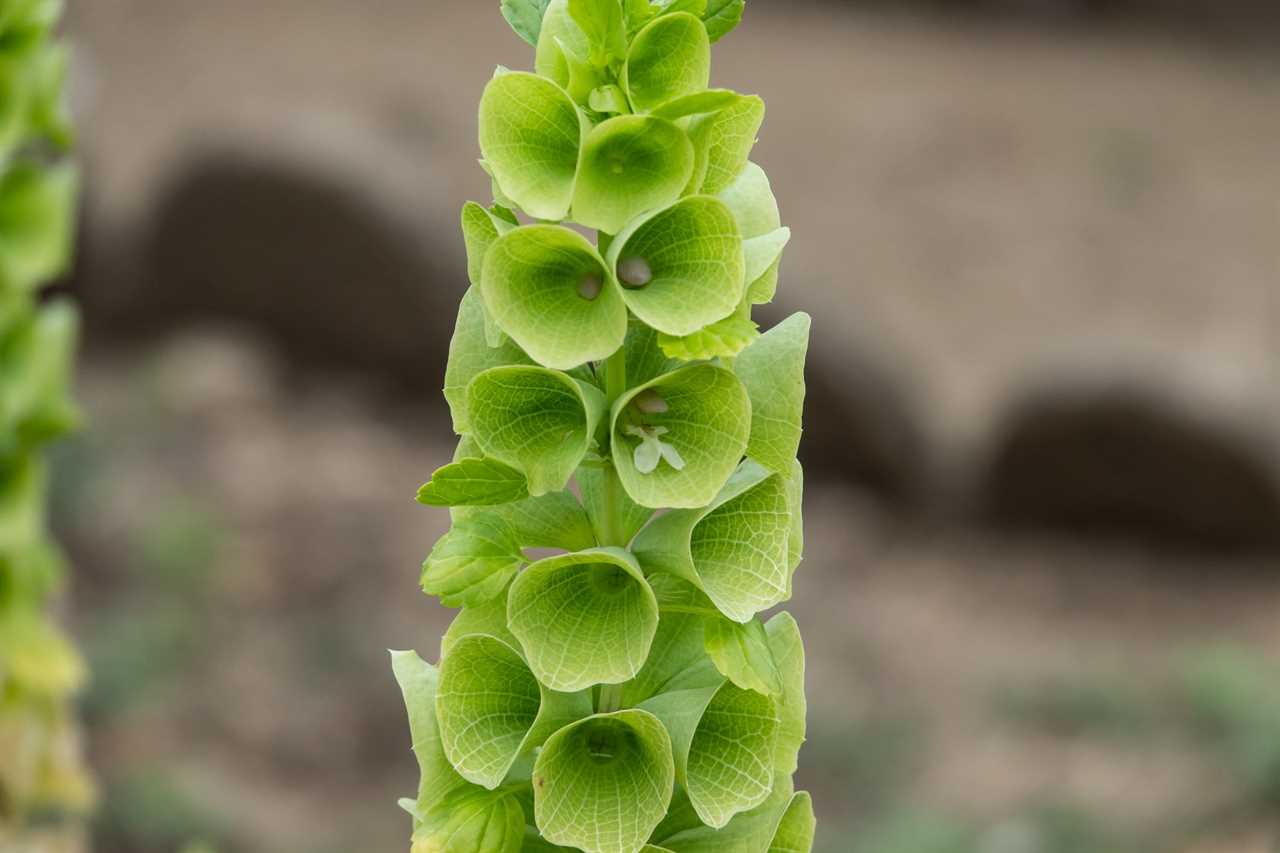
[395,1,812,850]
[0,0,92,843]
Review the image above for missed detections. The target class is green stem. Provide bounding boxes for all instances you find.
[597,682,624,715]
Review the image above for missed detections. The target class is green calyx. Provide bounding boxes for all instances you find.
[398,2,815,850]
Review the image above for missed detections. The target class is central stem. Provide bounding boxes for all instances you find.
[597,682,624,715]
[597,303,629,716]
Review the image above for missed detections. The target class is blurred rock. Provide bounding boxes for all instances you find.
[980,371,1280,550]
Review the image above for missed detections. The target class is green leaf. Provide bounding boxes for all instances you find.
[702,0,745,43]
[443,287,533,435]
[624,12,711,114]
[686,94,764,195]
[623,314,681,389]
[416,457,530,507]
[390,650,470,818]
[734,313,810,476]
[460,201,515,289]
[480,225,627,370]
[420,512,524,608]
[657,304,759,361]
[577,465,654,546]
[607,196,744,337]
[717,161,780,239]
[500,0,553,46]
[764,612,807,775]
[436,634,593,789]
[467,365,606,496]
[742,227,790,305]
[459,488,598,552]
[536,0,603,102]
[620,609,715,709]
[610,364,751,509]
[654,774,795,853]
[632,460,791,622]
[0,162,76,292]
[767,792,815,853]
[507,547,658,691]
[703,615,782,696]
[651,88,741,121]
[568,0,627,65]
[532,710,675,853]
[571,115,695,234]
[478,70,584,221]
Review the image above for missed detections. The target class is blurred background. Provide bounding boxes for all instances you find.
[42,0,1280,850]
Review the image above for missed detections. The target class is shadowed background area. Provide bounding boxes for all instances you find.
[41,0,1280,850]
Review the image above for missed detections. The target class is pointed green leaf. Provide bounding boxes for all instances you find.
[657,305,759,361]
[654,774,795,853]
[481,225,627,370]
[624,12,711,114]
[767,792,815,853]
[461,201,515,289]
[607,196,745,337]
[416,457,530,507]
[610,364,750,509]
[742,227,790,304]
[390,650,470,816]
[0,162,76,292]
[620,609,714,709]
[467,365,606,496]
[500,0,554,46]
[717,162,780,240]
[702,0,745,43]
[624,314,681,389]
[734,313,810,476]
[632,460,791,621]
[478,70,584,221]
[651,89,741,121]
[536,0,602,102]
[572,115,695,235]
[532,709,675,853]
[458,488,597,552]
[508,547,658,691]
[568,0,627,65]
[444,287,533,434]
[421,512,524,608]
[686,94,764,195]
[436,634,593,789]
[703,615,782,696]
[764,612,806,775]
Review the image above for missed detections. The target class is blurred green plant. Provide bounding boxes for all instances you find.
[394,1,813,851]
[0,0,90,844]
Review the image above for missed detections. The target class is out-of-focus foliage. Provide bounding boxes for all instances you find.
[0,0,89,845]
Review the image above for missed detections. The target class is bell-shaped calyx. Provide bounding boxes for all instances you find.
[478,69,585,221]
[571,115,695,235]
[0,162,76,296]
[734,312,811,477]
[435,634,594,790]
[623,12,711,114]
[606,196,745,337]
[633,460,792,621]
[610,364,751,510]
[623,611,809,831]
[467,365,606,496]
[391,650,529,853]
[507,547,659,692]
[481,224,627,370]
[532,709,675,853]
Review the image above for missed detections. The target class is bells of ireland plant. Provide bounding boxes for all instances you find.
[0,0,94,843]
[395,1,813,850]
